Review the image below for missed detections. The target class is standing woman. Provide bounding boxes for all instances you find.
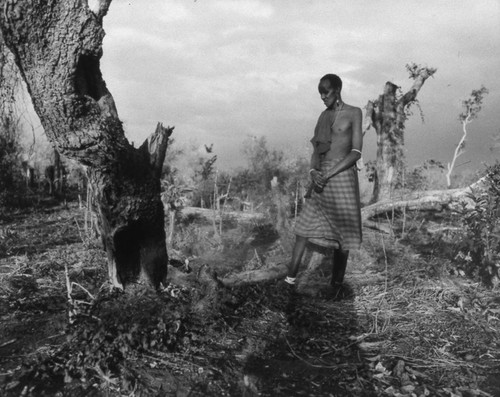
[284,74,363,293]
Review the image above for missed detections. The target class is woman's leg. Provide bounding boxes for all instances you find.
[331,248,349,286]
[286,235,308,283]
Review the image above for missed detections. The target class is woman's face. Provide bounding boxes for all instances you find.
[318,80,339,109]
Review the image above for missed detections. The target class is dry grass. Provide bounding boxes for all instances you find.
[349,227,500,396]
[1,201,500,396]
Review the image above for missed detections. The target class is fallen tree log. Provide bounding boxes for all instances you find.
[177,178,487,229]
[175,206,267,224]
[221,250,329,287]
[221,261,288,286]
[361,177,487,221]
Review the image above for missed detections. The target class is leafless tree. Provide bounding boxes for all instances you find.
[446,86,488,187]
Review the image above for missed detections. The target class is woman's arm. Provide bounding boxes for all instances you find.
[309,149,327,186]
[310,150,321,171]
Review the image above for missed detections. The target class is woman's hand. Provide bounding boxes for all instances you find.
[310,169,326,188]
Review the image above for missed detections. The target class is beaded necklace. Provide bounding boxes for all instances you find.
[331,101,344,130]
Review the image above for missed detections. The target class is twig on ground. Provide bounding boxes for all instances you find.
[0,339,16,348]
[380,234,389,295]
[284,337,351,369]
[73,217,86,245]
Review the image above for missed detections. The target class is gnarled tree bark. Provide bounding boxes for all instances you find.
[0,0,172,289]
[365,64,436,203]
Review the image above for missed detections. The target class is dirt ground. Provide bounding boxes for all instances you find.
[1,203,500,396]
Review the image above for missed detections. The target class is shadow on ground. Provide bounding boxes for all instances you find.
[235,249,375,396]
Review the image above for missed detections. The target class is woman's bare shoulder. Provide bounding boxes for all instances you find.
[343,103,362,116]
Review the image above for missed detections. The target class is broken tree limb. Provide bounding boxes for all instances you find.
[177,206,267,224]
[400,65,437,108]
[221,261,288,286]
[221,248,330,287]
[361,177,487,221]
[89,0,112,22]
[363,100,375,136]
[140,122,174,179]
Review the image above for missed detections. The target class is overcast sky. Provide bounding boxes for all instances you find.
[100,0,500,174]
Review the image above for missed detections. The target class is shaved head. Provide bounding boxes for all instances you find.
[319,74,342,92]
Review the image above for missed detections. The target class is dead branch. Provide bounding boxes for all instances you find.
[363,100,375,136]
[88,0,112,22]
[401,65,437,107]
[221,261,288,286]
[178,206,267,224]
[140,122,174,179]
[361,177,487,221]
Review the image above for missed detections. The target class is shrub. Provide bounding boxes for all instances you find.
[232,136,309,212]
[405,160,447,191]
[454,162,500,286]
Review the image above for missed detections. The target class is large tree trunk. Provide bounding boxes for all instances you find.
[365,65,437,203]
[0,0,172,289]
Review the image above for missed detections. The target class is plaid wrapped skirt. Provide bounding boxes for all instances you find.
[295,161,362,250]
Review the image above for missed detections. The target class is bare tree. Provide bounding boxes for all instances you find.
[364,64,436,203]
[446,86,488,187]
[0,0,173,289]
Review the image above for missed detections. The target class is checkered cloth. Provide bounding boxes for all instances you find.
[294,160,362,250]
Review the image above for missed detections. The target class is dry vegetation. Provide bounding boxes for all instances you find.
[1,7,498,395]
[1,106,499,395]
[1,183,500,396]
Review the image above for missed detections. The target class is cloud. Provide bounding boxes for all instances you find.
[211,0,274,19]
[157,2,192,22]
[101,0,500,171]
[105,27,185,51]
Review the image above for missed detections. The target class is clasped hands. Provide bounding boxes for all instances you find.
[310,169,327,192]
